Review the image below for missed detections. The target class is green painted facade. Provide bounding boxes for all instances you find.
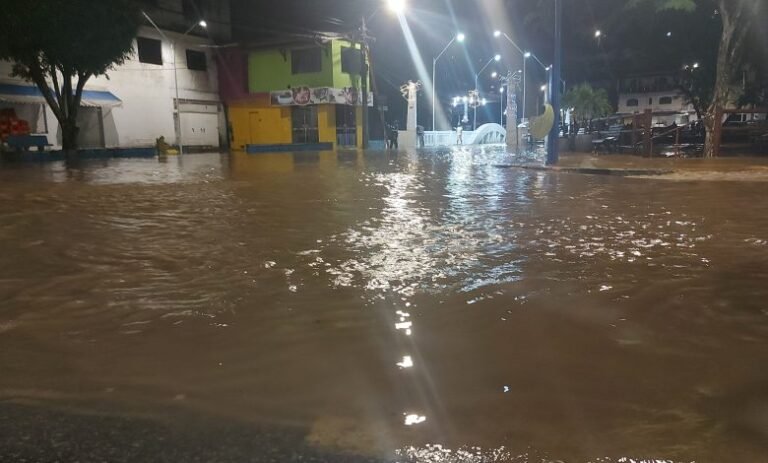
[248,39,367,93]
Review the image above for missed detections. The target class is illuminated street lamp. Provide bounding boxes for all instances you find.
[142,11,207,155]
[494,31,551,137]
[432,32,466,130]
[683,62,700,71]
[386,0,406,14]
[474,54,503,129]
[491,71,498,78]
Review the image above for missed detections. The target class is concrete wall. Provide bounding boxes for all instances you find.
[249,44,335,93]
[331,41,366,90]
[248,39,367,93]
[218,48,249,103]
[227,103,292,150]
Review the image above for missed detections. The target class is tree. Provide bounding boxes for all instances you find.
[678,64,715,121]
[0,0,141,151]
[523,0,761,157]
[562,83,613,129]
[630,0,762,157]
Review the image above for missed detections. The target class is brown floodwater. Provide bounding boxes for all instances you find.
[1,150,767,462]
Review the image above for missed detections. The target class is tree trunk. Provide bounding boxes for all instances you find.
[61,117,79,152]
[703,0,754,158]
[703,18,733,158]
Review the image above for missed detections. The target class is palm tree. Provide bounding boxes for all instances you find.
[562,83,614,130]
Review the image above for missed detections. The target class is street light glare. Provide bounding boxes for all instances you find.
[693,62,700,68]
[386,0,406,14]
[494,54,501,61]
[524,51,531,58]
[199,20,207,28]
[666,31,672,37]
[494,30,501,38]
[491,71,498,78]
[499,87,504,93]
[595,30,602,38]
[541,85,547,91]
[456,33,466,43]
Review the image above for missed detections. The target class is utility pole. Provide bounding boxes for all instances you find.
[360,17,371,149]
[547,0,562,165]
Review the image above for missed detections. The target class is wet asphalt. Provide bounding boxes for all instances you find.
[0,402,388,463]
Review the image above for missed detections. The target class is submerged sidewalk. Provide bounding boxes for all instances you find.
[552,153,768,181]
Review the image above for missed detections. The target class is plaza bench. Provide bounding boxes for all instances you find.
[5,135,52,152]
[592,124,623,153]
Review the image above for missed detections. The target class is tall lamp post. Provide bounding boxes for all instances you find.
[523,51,530,123]
[432,32,466,131]
[357,0,407,149]
[473,54,501,130]
[142,11,206,156]
[494,31,549,125]
[547,0,563,165]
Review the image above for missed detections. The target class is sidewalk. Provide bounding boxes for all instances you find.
[553,153,768,181]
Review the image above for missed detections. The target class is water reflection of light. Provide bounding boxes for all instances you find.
[395,321,413,330]
[404,414,427,426]
[397,355,414,369]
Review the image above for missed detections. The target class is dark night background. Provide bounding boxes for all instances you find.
[227,0,767,133]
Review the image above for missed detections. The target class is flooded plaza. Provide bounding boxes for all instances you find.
[1,149,767,462]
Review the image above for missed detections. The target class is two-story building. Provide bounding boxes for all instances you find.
[0,0,230,151]
[219,38,371,152]
[616,73,697,126]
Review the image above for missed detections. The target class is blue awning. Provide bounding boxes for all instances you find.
[0,83,122,108]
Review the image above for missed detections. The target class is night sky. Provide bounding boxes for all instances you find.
[229,0,766,130]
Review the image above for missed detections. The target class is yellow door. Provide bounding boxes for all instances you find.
[249,111,264,145]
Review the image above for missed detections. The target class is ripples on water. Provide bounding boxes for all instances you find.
[1,150,767,462]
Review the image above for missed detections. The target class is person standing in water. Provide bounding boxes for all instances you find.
[456,125,464,145]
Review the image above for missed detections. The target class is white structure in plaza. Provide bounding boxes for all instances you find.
[0,0,230,151]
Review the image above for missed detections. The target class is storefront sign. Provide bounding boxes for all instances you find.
[270,87,373,107]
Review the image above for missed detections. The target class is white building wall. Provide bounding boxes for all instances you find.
[617,91,693,114]
[0,26,223,150]
[89,25,223,149]
[617,91,697,125]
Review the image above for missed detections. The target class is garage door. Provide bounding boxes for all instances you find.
[180,112,219,148]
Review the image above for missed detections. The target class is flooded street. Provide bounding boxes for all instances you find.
[1,150,768,462]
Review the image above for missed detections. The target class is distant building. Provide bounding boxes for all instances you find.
[0,0,230,150]
[616,73,696,126]
[219,38,371,152]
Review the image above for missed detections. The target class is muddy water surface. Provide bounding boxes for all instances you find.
[1,150,767,462]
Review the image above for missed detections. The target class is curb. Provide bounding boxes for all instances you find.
[494,164,674,176]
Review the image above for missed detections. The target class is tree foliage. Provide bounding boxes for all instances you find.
[626,0,696,12]
[678,65,714,120]
[629,0,761,156]
[0,0,141,150]
[562,83,613,126]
